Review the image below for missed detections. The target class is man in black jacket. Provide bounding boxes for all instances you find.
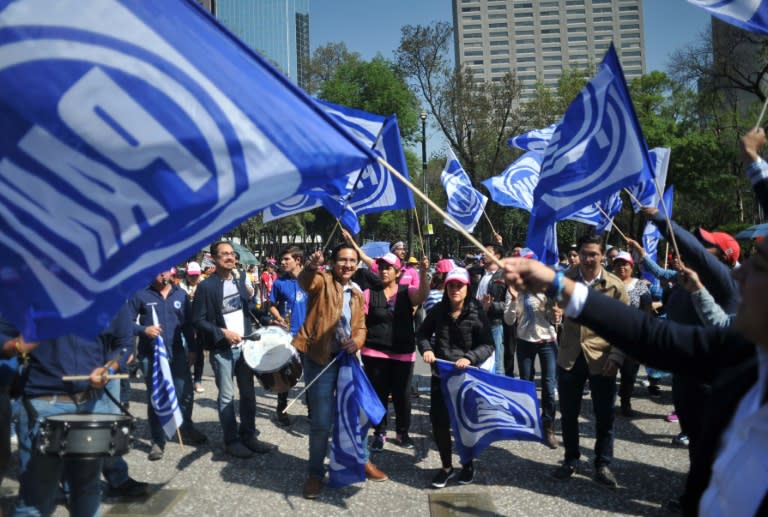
[192,240,275,458]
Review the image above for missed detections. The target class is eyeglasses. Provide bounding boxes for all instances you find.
[217,251,235,257]
[335,258,358,265]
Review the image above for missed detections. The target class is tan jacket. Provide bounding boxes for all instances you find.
[558,268,629,375]
[293,266,366,366]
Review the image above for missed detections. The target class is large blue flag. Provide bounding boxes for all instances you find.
[441,149,488,233]
[150,306,183,439]
[627,147,670,212]
[687,0,768,34]
[436,360,544,465]
[328,352,386,487]
[0,0,375,339]
[507,124,558,153]
[263,101,415,232]
[527,44,653,258]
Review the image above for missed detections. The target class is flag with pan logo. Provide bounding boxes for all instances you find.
[441,149,487,232]
[687,0,768,34]
[150,305,183,439]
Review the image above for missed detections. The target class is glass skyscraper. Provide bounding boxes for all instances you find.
[206,0,310,89]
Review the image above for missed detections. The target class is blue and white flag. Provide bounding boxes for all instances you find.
[150,305,183,439]
[627,147,670,212]
[507,124,558,153]
[643,184,675,266]
[567,191,623,233]
[527,44,653,258]
[0,0,375,339]
[482,151,542,210]
[436,360,543,465]
[263,101,415,232]
[687,0,768,34]
[328,352,386,488]
[441,149,488,233]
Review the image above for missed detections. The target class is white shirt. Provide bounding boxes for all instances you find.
[475,269,495,300]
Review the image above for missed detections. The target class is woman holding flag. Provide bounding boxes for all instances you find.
[416,267,493,488]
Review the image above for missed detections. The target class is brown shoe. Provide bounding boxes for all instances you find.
[303,476,323,499]
[364,461,388,482]
[543,421,559,450]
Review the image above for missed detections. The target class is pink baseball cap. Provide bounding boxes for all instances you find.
[435,259,454,273]
[445,267,470,285]
[186,261,202,276]
[376,252,401,269]
[612,251,634,266]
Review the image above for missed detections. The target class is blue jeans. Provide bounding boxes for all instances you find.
[210,347,256,445]
[139,348,195,447]
[558,354,616,467]
[491,324,505,375]
[516,339,557,424]
[15,396,103,517]
[304,356,348,479]
[94,380,129,488]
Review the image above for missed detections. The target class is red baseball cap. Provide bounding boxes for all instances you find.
[698,228,740,265]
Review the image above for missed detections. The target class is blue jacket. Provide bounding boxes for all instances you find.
[126,285,197,358]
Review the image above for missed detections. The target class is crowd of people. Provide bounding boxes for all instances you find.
[0,130,767,515]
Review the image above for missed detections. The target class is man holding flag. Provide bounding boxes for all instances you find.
[126,271,207,461]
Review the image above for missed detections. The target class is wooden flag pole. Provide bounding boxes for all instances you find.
[756,96,768,130]
[412,205,426,258]
[482,209,498,236]
[320,219,341,253]
[177,429,184,452]
[594,205,629,242]
[623,188,642,207]
[282,355,339,415]
[651,178,681,261]
[377,157,503,268]
[62,374,129,381]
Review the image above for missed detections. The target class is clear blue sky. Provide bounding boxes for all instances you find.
[310,0,711,75]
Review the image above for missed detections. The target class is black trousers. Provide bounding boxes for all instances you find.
[361,355,414,436]
[558,354,616,467]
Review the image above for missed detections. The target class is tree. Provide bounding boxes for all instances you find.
[305,42,361,95]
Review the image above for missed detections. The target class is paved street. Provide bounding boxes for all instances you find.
[1,362,688,516]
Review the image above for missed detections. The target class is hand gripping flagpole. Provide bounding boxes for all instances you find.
[376,156,504,269]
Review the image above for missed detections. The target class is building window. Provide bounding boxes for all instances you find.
[569,35,588,42]
[517,56,535,63]
[488,13,507,19]
[492,58,510,64]
[463,14,481,20]
[464,50,483,56]
[490,49,509,55]
[541,19,560,26]
[514,11,533,18]
[568,26,586,33]
[620,14,639,21]
[490,40,509,46]
[620,23,640,30]
[464,32,482,38]
[461,6,480,12]
[516,38,535,45]
[463,24,481,30]
[492,66,510,73]
[489,22,508,28]
[593,16,613,23]
[490,30,508,37]
[541,28,560,34]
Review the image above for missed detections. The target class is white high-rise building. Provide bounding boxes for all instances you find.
[452,0,645,100]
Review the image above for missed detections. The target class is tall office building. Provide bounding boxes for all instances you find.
[202,0,310,89]
[452,0,645,101]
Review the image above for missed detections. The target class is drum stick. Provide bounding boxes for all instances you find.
[62,374,129,381]
[281,355,339,414]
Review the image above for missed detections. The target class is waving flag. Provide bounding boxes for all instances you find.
[527,44,653,258]
[436,360,543,465]
[483,151,542,210]
[0,0,375,339]
[627,147,670,212]
[507,124,558,153]
[643,185,675,272]
[263,101,415,232]
[328,352,386,487]
[441,149,488,232]
[687,0,768,34]
[567,191,623,233]
[149,305,183,439]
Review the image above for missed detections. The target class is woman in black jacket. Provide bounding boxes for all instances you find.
[416,267,494,489]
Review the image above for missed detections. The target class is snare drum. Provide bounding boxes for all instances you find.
[37,413,134,458]
[242,327,303,393]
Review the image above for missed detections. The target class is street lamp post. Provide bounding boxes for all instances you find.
[421,111,430,260]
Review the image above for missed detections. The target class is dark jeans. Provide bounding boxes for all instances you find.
[516,339,557,424]
[0,391,9,486]
[193,349,205,384]
[503,324,517,377]
[558,354,616,467]
[429,376,453,469]
[361,355,413,436]
[618,359,640,401]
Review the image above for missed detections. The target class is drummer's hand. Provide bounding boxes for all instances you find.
[341,337,357,354]
[422,351,436,364]
[274,318,289,330]
[222,328,242,345]
[89,366,110,389]
[187,351,196,367]
[143,325,162,338]
[455,357,471,369]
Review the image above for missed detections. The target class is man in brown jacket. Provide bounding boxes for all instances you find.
[553,234,629,488]
[294,243,386,499]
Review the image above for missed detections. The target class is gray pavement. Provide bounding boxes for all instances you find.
[1,362,689,516]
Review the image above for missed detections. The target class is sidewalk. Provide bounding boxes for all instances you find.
[2,369,688,516]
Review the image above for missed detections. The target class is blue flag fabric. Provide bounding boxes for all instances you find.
[507,124,558,153]
[527,44,653,259]
[328,352,386,488]
[441,149,488,232]
[0,0,375,339]
[687,0,768,35]
[627,147,670,212]
[642,185,675,280]
[567,191,624,233]
[263,101,414,233]
[150,306,183,439]
[435,360,544,465]
[482,151,542,210]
